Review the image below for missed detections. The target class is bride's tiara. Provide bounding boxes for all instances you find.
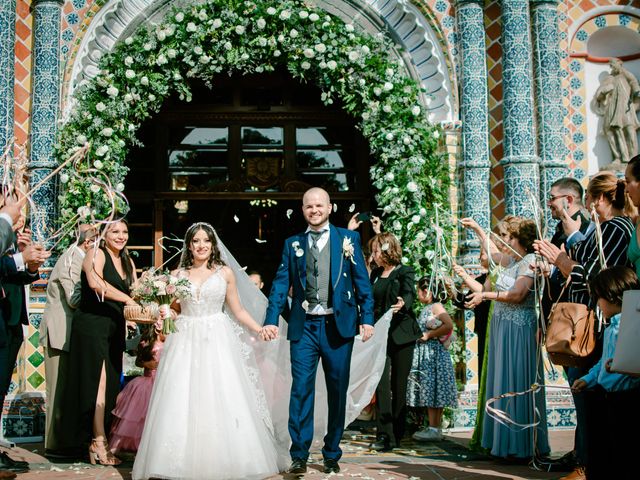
[190,221,216,232]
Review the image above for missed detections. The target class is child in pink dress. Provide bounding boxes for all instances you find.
[110,325,165,454]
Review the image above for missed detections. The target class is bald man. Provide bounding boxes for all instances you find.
[264,187,374,474]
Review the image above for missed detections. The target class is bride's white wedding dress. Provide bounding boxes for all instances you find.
[132,270,287,480]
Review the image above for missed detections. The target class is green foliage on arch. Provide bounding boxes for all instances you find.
[55,0,450,270]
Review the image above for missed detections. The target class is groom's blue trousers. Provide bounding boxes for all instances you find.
[289,313,353,461]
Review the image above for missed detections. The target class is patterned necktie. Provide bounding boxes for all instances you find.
[309,230,323,255]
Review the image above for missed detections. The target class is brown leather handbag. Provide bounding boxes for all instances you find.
[545,279,597,368]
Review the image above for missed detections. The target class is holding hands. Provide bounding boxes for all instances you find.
[260,325,279,341]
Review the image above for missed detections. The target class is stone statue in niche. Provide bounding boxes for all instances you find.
[594,58,640,164]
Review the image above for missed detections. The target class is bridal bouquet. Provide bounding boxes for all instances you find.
[132,268,191,334]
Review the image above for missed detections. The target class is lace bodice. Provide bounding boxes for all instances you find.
[179,270,227,317]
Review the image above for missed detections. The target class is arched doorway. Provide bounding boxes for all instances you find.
[125,71,374,289]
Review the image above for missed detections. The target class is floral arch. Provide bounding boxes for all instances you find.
[56,0,450,269]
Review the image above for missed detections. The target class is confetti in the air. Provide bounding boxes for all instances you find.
[255,238,267,243]
[349,203,355,212]
[333,203,338,212]
[286,209,293,219]
[233,215,239,223]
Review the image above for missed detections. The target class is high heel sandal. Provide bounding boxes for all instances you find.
[88,438,121,466]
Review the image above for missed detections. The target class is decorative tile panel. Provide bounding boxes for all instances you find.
[531,0,569,231]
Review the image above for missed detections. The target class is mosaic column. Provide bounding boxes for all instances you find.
[500,0,540,217]
[456,0,490,261]
[531,0,569,227]
[0,0,16,150]
[30,0,63,250]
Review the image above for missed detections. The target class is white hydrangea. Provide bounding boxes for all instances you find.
[327,60,337,70]
[361,45,370,55]
[124,56,134,66]
[240,53,249,60]
[156,54,168,65]
[345,24,355,32]
[267,6,277,15]
[213,18,223,29]
[433,130,440,139]
[348,51,359,62]
[78,206,91,218]
[93,160,104,169]
[274,49,281,57]
[199,55,211,64]
[60,173,69,184]
[383,81,393,91]
[140,76,149,86]
[411,105,421,116]
[106,86,119,97]
[194,46,203,55]
[258,37,267,47]
[299,10,309,19]
[393,220,402,231]
[411,215,420,224]
[303,48,315,58]
[385,132,394,141]
[198,10,208,21]
[90,184,101,193]
[124,37,134,45]
[407,181,418,192]
[314,43,326,53]
[391,187,399,194]
[280,10,291,20]
[235,25,245,34]
[301,61,311,70]
[224,42,232,50]
[143,42,153,51]
[373,87,382,96]
[290,29,298,38]
[309,13,320,22]
[149,94,156,101]
[256,18,266,29]
[358,78,366,86]
[156,30,166,42]
[101,127,113,137]
[95,145,109,157]
[167,48,177,58]
[76,134,87,145]
[125,69,135,79]
[384,172,394,181]
[186,22,197,32]
[116,183,125,192]
[175,12,184,22]
[383,104,392,113]
[277,34,285,43]
[419,207,427,216]
[385,68,394,77]
[403,137,411,145]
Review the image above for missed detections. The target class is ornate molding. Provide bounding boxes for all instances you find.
[63,0,454,123]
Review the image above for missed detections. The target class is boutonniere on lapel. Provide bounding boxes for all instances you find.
[292,240,304,257]
[342,237,356,264]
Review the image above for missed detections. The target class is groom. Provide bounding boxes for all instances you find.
[263,187,374,474]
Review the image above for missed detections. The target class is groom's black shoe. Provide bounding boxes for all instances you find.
[288,458,307,474]
[323,458,340,474]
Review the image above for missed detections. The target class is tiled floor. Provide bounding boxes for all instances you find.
[3,429,574,479]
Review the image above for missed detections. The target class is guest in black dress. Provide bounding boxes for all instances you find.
[55,220,137,465]
[368,232,421,451]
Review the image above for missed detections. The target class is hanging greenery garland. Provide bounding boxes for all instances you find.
[55,0,450,271]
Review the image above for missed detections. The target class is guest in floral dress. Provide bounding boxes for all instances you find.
[407,277,458,442]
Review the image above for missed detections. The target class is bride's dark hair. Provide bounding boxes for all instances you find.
[179,222,225,269]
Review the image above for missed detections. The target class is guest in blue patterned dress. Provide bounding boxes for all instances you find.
[407,277,458,442]
[464,217,550,460]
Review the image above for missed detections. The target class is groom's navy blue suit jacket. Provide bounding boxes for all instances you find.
[264,224,374,341]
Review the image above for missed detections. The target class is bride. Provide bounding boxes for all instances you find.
[132,222,392,480]
[132,222,286,480]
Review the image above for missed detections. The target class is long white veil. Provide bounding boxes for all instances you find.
[214,231,391,452]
